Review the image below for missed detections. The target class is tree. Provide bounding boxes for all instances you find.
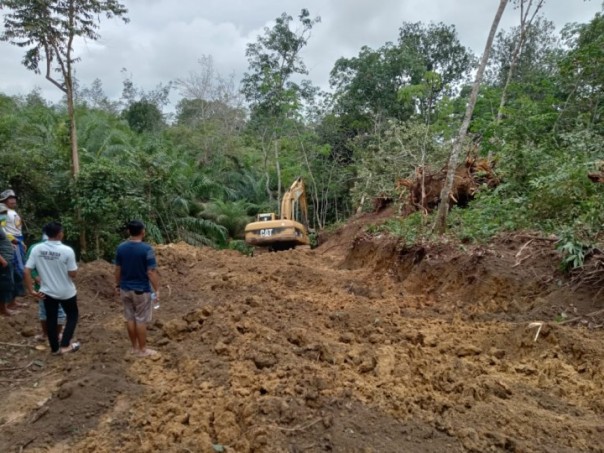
[79,78,119,114]
[176,55,243,125]
[0,0,129,177]
[124,100,165,134]
[241,9,320,204]
[495,0,545,123]
[330,22,474,128]
[435,0,509,234]
[241,9,319,119]
[558,10,604,134]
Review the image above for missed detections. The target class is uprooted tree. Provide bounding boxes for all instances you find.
[396,153,500,215]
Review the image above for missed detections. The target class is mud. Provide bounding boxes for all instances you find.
[0,222,603,453]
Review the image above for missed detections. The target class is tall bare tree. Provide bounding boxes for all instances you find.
[435,0,509,234]
[496,0,545,123]
[0,0,129,177]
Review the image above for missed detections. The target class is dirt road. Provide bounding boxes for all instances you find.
[1,224,603,452]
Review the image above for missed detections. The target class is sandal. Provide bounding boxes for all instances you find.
[137,348,158,357]
[55,341,81,355]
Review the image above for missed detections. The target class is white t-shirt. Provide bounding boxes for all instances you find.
[4,209,22,237]
[25,241,78,299]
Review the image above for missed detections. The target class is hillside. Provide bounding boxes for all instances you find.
[0,219,603,453]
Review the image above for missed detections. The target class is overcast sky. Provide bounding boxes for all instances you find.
[0,0,602,106]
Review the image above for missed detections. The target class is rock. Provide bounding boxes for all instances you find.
[489,347,506,359]
[245,296,260,307]
[514,364,537,375]
[214,341,229,356]
[359,355,377,373]
[162,319,189,339]
[252,352,278,369]
[368,333,383,344]
[57,385,73,400]
[156,338,170,346]
[456,345,482,357]
[339,332,355,344]
[287,328,308,347]
[21,327,36,337]
[183,306,213,324]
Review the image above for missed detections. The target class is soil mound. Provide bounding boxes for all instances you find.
[0,229,603,452]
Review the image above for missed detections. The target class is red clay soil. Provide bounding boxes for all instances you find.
[0,220,603,453]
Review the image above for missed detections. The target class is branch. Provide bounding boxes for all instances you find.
[43,42,66,93]
[558,308,604,325]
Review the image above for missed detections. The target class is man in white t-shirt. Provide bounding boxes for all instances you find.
[24,221,80,355]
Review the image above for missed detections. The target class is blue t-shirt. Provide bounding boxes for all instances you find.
[115,241,157,292]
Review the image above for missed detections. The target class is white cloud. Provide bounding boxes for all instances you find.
[0,0,601,106]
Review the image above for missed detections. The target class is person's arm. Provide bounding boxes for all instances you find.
[66,249,78,280]
[0,254,7,268]
[148,268,160,300]
[24,267,43,298]
[114,265,121,289]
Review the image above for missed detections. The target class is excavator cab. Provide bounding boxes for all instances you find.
[257,213,276,221]
[244,177,310,251]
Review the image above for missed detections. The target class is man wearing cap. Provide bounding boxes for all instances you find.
[0,203,16,316]
[114,220,160,357]
[0,189,26,307]
[0,190,22,240]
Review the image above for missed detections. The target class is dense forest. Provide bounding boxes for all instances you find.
[0,3,602,267]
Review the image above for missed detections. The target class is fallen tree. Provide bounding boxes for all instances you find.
[396,154,500,215]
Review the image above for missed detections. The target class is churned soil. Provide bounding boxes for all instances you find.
[1,216,603,452]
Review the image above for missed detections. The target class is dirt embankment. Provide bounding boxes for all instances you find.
[0,222,603,453]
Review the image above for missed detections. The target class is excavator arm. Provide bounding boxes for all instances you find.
[280,177,308,227]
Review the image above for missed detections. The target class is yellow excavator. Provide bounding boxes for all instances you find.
[244,177,310,251]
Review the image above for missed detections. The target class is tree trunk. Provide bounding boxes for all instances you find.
[274,139,282,216]
[435,0,509,234]
[65,75,86,256]
[496,0,544,124]
[66,82,80,176]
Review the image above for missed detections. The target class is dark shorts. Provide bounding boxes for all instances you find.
[0,263,15,304]
[120,290,153,324]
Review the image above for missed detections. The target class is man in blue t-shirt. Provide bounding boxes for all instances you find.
[114,220,160,357]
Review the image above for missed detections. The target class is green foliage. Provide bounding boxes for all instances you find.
[557,230,588,271]
[0,0,129,76]
[123,100,165,134]
[487,16,560,87]
[367,211,434,244]
[447,188,531,242]
[201,199,253,239]
[226,239,254,256]
[559,12,604,134]
[350,121,447,211]
[2,9,604,266]
[70,158,142,259]
[241,9,320,119]
[330,22,474,128]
